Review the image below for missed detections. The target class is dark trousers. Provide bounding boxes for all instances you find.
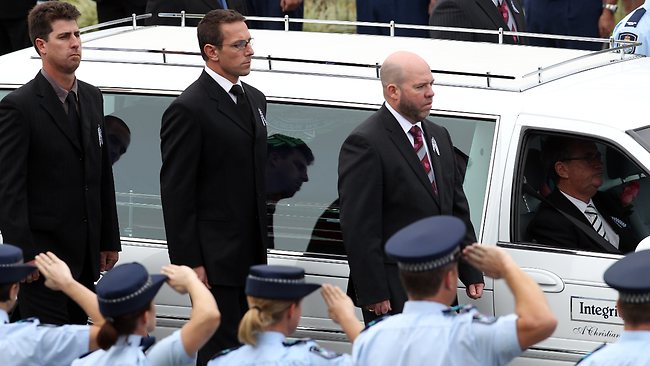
[11,258,94,325]
[97,0,147,24]
[246,0,303,31]
[196,285,249,366]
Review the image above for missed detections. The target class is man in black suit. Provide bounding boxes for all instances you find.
[429,0,526,44]
[0,1,120,325]
[338,51,484,323]
[528,137,639,253]
[160,9,267,365]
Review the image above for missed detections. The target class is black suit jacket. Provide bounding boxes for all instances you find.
[0,72,120,279]
[160,71,268,286]
[338,105,483,307]
[429,0,526,44]
[528,189,639,254]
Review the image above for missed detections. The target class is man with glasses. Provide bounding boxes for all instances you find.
[528,136,638,253]
[160,9,268,365]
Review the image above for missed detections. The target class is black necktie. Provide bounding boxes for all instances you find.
[66,91,81,142]
[230,84,254,127]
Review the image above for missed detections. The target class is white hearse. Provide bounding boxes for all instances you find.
[1,14,649,365]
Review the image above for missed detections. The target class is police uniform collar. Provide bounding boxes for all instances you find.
[403,300,449,315]
[256,331,286,346]
[386,216,465,272]
[245,265,321,300]
[0,244,36,284]
[619,330,650,341]
[604,250,650,303]
[116,334,145,347]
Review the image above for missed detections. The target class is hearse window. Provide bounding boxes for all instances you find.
[515,132,649,254]
[101,94,495,257]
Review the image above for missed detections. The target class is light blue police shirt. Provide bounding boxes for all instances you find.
[0,309,90,366]
[579,330,650,365]
[71,329,194,366]
[352,301,521,366]
[207,331,353,366]
[613,3,650,56]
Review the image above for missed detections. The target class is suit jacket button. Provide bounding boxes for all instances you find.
[82,218,88,223]
[84,185,89,191]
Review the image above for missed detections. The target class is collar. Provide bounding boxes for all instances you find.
[402,300,449,315]
[620,330,650,341]
[256,331,286,346]
[560,190,594,213]
[385,102,423,136]
[115,334,144,347]
[204,66,242,102]
[40,69,78,104]
[0,309,8,324]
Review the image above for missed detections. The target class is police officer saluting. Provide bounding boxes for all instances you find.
[0,244,104,365]
[208,265,353,365]
[350,216,557,366]
[71,262,220,365]
[577,249,650,365]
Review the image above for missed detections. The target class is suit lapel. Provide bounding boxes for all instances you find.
[35,73,82,152]
[77,83,94,154]
[421,122,444,207]
[199,71,253,136]
[475,0,507,29]
[380,106,439,206]
[548,190,593,227]
[242,82,265,138]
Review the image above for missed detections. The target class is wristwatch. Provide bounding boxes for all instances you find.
[603,3,618,13]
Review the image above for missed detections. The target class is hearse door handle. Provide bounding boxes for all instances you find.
[522,268,565,293]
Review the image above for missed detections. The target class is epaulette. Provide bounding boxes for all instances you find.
[625,7,647,28]
[76,349,99,360]
[575,343,607,365]
[140,336,156,353]
[443,304,476,316]
[283,338,312,347]
[471,312,497,324]
[309,345,343,360]
[360,314,389,333]
[210,344,243,360]
[17,317,39,324]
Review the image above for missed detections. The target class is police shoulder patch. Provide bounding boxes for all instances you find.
[309,345,343,360]
[360,314,389,333]
[283,337,311,347]
[210,345,243,360]
[618,32,638,54]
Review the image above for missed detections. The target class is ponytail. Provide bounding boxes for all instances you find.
[97,303,151,350]
[237,297,298,346]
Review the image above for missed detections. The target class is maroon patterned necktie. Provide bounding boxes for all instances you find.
[498,0,518,43]
[409,125,438,196]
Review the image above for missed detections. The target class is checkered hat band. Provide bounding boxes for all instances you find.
[0,259,24,267]
[397,247,461,272]
[98,278,153,304]
[619,291,650,304]
[248,275,305,284]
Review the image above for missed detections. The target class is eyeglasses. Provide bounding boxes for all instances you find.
[561,151,602,164]
[218,38,253,51]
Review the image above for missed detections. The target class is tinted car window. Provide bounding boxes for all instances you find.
[515,131,648,253]
[100,94,495,256]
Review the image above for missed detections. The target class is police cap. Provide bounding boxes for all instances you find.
[246,265,321,300]
[604,250,650,303]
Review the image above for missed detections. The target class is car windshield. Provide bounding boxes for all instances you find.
[630,125,650,154]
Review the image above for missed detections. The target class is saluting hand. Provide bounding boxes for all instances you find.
[34,252,74,291]
[162,264,200,294]
[462,244,515,279]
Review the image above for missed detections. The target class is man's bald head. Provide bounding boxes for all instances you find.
[379,51,435,123]
[380,51,431,88]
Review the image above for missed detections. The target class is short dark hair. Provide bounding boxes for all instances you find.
[398,262,456,300]
[0,283,15,302]
[542,136,591,182]
[619,301,650,326]
[197,9,246,60]
[267,134,314,164]
[28,1,81,55]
